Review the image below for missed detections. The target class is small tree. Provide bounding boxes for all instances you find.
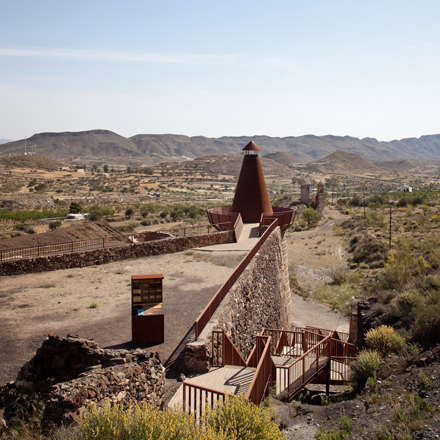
[302,207,320,226]
[69,201,83,214]
[125,207,134,219]
[103,164,109,173]
[327,176,341,204]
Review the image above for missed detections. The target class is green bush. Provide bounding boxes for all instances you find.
[365,325,405,355]
[411,303,440,347]
[313,282,359,315]
[352,349,382,388]
[390,292,421,324]
[48,220,62,231]
[302,207,320,226]
[328,265,348,285]
[315,416,353,440]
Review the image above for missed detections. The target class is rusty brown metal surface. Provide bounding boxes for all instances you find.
[231,153,273,223]
[242,140,262,151]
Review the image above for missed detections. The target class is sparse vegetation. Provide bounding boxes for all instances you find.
[53,397,285,440]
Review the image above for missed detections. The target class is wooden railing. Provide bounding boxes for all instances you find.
[194,219,279,339]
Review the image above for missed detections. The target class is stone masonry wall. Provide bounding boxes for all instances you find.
[0,230,234,276]
[185,227,291,372]
[0,334,165,431]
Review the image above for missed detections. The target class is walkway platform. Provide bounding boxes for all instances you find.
[168,365,256,409]
[195,223,260,252]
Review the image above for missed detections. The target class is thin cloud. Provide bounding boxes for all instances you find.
[0,46,241,65]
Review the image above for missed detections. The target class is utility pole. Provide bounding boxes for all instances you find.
[389,204,392,250]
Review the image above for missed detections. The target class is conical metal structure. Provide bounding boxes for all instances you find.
[231,141,273,223]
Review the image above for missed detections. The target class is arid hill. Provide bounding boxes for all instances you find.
[2,130,440,166]
[304,150,380,174]
[176,154,292,177]
[0,222,124,250]
[263,152,303,167]
[0,130,144,166]
[373,159,418,171]
[0,154,66,171]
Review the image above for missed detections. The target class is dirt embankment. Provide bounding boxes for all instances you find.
[0,221,123,250]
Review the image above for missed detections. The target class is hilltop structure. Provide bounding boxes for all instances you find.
[207,141,295,232]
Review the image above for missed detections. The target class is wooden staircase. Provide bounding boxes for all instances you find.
[168,326,357,417]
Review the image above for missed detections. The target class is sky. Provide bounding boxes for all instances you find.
[0,1,439,142]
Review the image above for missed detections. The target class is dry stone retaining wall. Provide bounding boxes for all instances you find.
[0,334,165,431]
[0,230,234,276]
[185,227,291,372]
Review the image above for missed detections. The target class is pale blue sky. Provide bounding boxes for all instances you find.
[1,1,439,141]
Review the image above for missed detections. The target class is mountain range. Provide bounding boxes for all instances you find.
[1,130,439,166]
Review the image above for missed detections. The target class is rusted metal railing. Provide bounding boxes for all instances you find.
[194,219,279,339]
[0,235,130,262]
[183,382,225,419]
[246,335,276,405]
[157,222,232,238]
[211,330,246,368]
[0,221,234,262]
[276,334,332,401]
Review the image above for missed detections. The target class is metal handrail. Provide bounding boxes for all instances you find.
[0,221,233,262]
[194,219,279,339]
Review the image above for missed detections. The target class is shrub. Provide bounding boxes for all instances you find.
[352,349,382,388]
[54,398,284,440]
[379,251,413,290]
[116,223,137,233]
[365,325,405,355]
[204,395,284,440]
[48,220,62,231]
[69,201,83,214]
[315,416,353,440]
[411,303,440,347]
[125,207,134,219]
[57,402,220,440]
[313,282,359,315]
[390,292,421,323]
[302,207,320,226]
[328,265,348,285]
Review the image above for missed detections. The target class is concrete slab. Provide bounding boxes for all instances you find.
[195,223,260,252]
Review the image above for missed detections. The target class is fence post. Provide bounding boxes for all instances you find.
[102,238,105,249]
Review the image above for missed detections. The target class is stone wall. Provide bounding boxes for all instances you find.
[0,334,165,431]
[0,230,234,276]
[185,227,291,372]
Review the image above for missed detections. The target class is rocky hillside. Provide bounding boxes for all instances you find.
[1,130,440,166]
[0,154,65,171]
[0,130,144,166]
[373,159,418,171]
[263,151,304,167]
[179,154,292,177]
[304,150,380,174]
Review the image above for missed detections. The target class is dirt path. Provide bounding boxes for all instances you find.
[285,205,351,333]
[0,251,241,384]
